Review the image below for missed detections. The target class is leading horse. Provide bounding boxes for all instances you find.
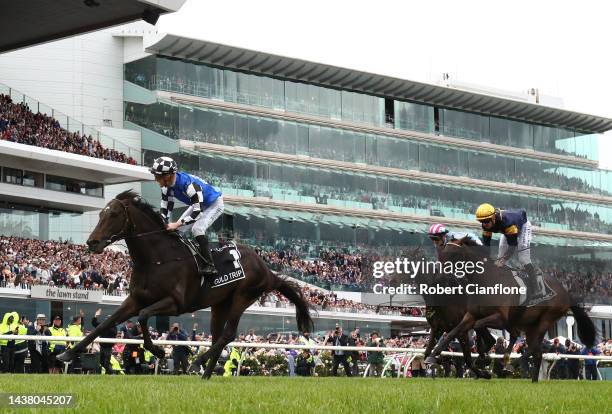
[57,190,314,379]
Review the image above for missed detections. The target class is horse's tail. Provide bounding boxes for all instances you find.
[570,299,596,348]
[274,276,314,333]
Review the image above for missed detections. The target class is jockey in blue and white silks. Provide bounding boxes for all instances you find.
[150,156,223,275]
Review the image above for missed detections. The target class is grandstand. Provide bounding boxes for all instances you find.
[1,15,612,342]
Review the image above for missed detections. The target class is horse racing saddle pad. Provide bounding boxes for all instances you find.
[209,241,246,288]
[511,268,556,307]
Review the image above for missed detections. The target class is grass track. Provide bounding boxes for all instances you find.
[0,375,609,413]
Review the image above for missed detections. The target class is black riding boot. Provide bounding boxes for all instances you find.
[195,235,217,276]
[524,263,541,301]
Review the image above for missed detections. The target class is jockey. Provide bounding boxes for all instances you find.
[150,156,223,276]
[475,203,542,300]
[428,223,482,259]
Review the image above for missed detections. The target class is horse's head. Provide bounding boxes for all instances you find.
[87,190,165,253]
[86,198,135,253]
[441,235,484,264]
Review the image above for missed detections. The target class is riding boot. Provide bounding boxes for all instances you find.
[195,235,218,276]
[524,263,541,301]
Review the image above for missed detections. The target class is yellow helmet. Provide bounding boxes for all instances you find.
[475,203,496,221]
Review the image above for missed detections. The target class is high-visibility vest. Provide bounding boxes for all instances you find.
[67,324,83,348]
[48,326,67,352]
[223,347,242,377]
[0,312,18,346]
[15,324,28,353]
[102,355,125,375]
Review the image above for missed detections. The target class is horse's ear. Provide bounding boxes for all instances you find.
[459,235,470,245]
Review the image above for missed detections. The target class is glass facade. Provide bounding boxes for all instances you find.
[127,54,612,302]
[146,150,612,235]
[127,101,610,196]
[125,56,601,160]
[0,203,97,243]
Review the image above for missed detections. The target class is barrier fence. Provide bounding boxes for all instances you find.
[2,335,611,379]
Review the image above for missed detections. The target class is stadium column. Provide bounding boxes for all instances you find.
[39,212,49,240]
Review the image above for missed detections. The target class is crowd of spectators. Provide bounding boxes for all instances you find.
[2,234,612,306]
[0,94,137,165]
[5,309,610,378]
[0,236,131,294]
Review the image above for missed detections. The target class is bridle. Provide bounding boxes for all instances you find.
[103,199,167,245]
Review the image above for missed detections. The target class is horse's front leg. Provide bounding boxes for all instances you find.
[57,296,139,362]
[425,313,475,365]
[137,296,180,360]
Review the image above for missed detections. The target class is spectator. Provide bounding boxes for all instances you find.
[367,331,384,377]
[167,322,191,375]
[581,345,600,380]
[27,313,49,373]
[46,316,67,374]
[295,349,315,376]
[91,308,117,375]
[325,326,352,377]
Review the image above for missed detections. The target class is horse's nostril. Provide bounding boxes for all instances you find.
[87,239,98,248]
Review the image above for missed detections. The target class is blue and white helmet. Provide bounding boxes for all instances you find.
[150,156,178,175]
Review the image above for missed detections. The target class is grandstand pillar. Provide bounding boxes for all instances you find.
[39,211,49,240]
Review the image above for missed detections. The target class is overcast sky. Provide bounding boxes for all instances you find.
[158,0,612,164]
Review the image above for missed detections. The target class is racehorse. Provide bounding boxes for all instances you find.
[424,237,596,382]
[57,190,314,379]
[389,248,499,378]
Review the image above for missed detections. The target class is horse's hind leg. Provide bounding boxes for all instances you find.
[202,297,256,380]
[460,333,490,380]
[137,297,179,360]
[190,302,229,371]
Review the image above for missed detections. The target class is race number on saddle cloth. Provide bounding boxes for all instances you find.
[209,242,246,288]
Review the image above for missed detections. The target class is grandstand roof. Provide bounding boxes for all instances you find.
[146,34,612,133]
[0,0,185,53]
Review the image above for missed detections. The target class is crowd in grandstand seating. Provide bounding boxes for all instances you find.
[2,234,612,306]
[0,95,137,165]
[0,236,131,294]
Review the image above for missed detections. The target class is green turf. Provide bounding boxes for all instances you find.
[0,375,609,413]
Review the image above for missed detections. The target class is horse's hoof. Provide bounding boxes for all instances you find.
[56,351,74,362]
[480,370,492,380]
[424,356,437,365]
[188,363,201,374]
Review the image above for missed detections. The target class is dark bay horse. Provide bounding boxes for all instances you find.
[425,238,596,382]
[57,190,313,379]
[390,248,497,378]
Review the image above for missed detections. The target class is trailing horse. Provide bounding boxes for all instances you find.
[57,190,314,379]
[424,237,596,382]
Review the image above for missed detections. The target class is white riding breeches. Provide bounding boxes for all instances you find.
[498,220,532,265]
[179,196,224,237]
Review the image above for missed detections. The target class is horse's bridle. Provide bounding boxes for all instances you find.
[103,199,136,244]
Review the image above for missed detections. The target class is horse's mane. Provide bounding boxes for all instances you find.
[115,189,165,228]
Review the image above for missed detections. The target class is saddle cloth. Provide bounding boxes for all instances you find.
[511,268,556,307]
[209,241,246,288]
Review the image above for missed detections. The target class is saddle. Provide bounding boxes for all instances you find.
[177,236,245,288]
